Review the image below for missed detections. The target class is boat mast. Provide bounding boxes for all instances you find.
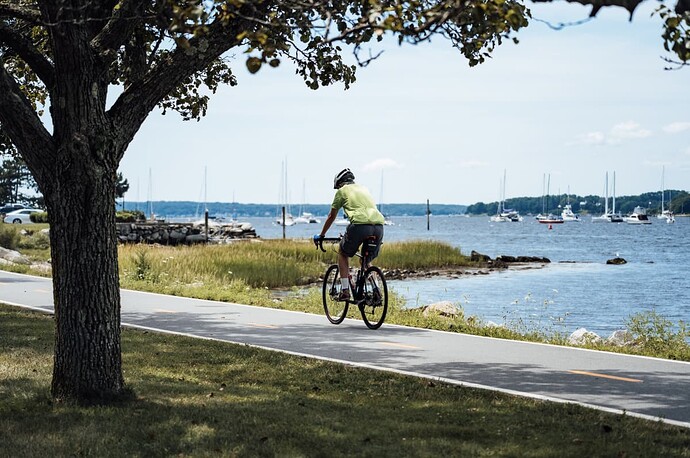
[502,169,507,213]
[604,172,609,215]
[612,171,617,215]
[661,166,665,213]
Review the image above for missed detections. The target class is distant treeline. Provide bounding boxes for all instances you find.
[466,190,690,216]
[122,201,468,218]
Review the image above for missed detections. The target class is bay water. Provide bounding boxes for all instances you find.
[231,215,690,338]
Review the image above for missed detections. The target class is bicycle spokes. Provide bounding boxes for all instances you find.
[359,266,388,329]
[322,264,348,325]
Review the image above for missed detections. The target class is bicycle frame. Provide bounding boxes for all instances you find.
[315,236,376,304]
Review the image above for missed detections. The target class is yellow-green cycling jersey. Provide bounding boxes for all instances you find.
[331,183,385,225]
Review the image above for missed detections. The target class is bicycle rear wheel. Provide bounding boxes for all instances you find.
[359,266,388,329]
[322,264,348,324]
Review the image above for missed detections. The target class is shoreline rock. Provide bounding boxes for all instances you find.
[116,221,257,245]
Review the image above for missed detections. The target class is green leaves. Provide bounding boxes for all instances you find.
[246,57,262,74]
[656,5,690,67]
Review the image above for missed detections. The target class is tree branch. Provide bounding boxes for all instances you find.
[106,20,244,158]
[0,23,55,88]
[530,0,645,18]
[0,58,54,182]
[0,3,42,24]
[90,0,145,57]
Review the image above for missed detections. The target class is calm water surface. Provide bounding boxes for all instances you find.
[239,215,690,337]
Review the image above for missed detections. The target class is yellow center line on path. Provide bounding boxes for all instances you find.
[568,370,643,383]
[248,322,279,329]
[154,309,178,314]
[378,342,421,350]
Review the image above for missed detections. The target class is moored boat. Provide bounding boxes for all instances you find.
[624,206,652,225]
[592,171,624,223]
[537,213,564,224]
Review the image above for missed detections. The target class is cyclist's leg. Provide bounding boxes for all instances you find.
[338,224,360,299]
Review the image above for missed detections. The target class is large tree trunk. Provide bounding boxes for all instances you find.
[34,2,128,403]
[45,141,126,403]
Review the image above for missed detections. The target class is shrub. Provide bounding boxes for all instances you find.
[116,210,145,223]
[0,225,20,250]
[626,311,690,360]
[17,230,51,250]
[29,212,49,223]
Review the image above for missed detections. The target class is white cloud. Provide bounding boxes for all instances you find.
[573,122,652,147]
[663,122,690,134]
[362,158,403,172]
[575,131,606,145]
[609,121,652,142]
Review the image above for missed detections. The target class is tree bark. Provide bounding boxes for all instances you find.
[45,139,126,403]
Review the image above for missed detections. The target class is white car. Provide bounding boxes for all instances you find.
[3,208,43,224]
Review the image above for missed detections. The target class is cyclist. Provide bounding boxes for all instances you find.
[315,168,385,301]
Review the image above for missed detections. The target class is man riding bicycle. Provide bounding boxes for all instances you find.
[315,168,385,301]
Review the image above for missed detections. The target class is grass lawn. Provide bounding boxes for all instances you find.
[2,303,690,457]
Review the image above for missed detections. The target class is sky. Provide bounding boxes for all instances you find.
[117,2,690,206]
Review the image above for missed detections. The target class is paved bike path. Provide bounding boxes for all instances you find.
[2,270,689,428]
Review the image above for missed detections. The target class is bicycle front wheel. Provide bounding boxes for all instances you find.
[359,266,388,329]
[322,264,348,324]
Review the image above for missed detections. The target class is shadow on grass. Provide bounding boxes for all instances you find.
[2,303,690,456]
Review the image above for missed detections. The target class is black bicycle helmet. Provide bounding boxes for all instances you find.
[333,168,355,189]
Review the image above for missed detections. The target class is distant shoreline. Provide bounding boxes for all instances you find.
[121,201,468,218]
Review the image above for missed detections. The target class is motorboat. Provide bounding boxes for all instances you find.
[536,213,564,224]
[624,206,652,225]
[561,204,580,222]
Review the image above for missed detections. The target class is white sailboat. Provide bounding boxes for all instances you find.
[294,179,321,224]
[657,166,675,224]
[592,171,623,223]
[275,160,295,226]
[490,170,523,222]
[379,170,394,226]
[535,173,563,224]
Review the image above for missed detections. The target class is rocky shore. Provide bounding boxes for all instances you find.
[384,250,551,281]
[116,220,257,244]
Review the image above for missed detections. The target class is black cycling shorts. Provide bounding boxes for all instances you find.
[340,224,384,259]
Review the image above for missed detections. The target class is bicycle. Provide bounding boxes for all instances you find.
[313,235,388,329]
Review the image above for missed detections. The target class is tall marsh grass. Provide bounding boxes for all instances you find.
[376,240,472,270]
[118,239,476,291]
[119,240,329,290]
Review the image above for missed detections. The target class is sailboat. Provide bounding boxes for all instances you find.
[591,171,623,223]
[275,160,295,226]
[490,170,523,222]
[657,166,675,224]
[379,170,394,226]
[535,174,563,224]
[293,179,321,224]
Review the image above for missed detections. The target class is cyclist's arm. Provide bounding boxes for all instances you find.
[319,207,338,237]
